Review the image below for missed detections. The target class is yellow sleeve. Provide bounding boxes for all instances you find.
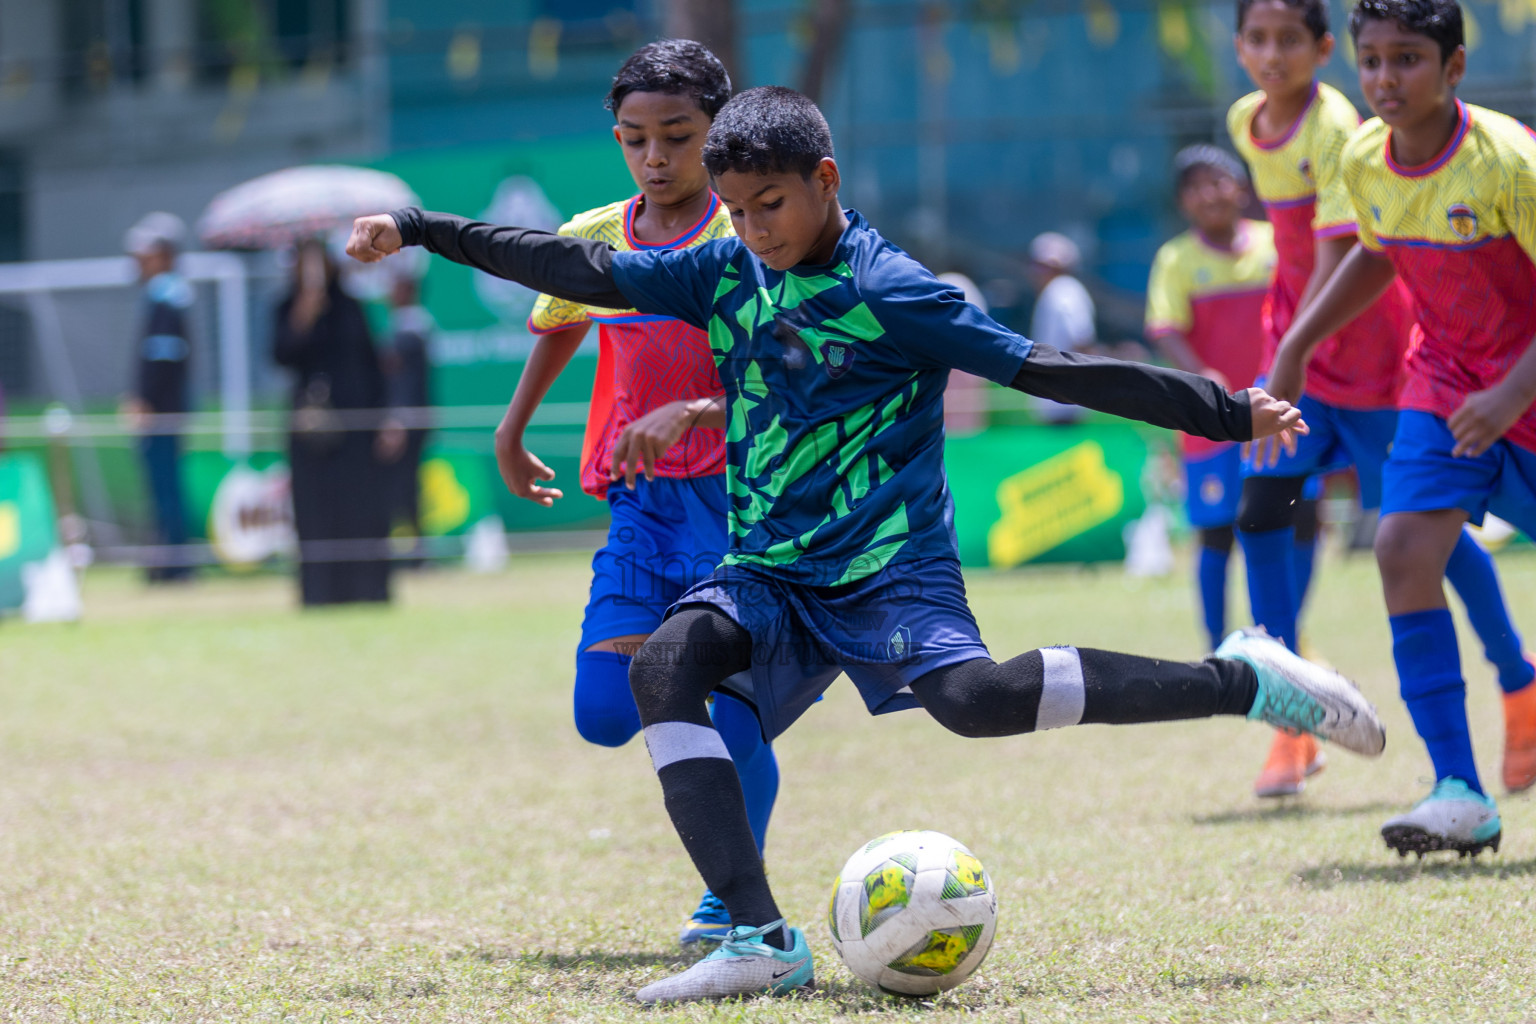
[1312,111,1358,238]
[1226,96,1252,161]
[1144,241,1192,336]
[1505,146,1536,268]
[527,220,593,333]
[1342,135,1385,253]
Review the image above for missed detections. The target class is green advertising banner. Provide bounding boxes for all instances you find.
[945,423,1158,567]
[0,453,62,610]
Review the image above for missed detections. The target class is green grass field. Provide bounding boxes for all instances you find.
[3,548,1535,1022]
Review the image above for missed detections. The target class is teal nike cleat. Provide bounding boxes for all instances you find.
[1217,627,1386,756]
[1382,778,1502,858]
[636,919,813,1003]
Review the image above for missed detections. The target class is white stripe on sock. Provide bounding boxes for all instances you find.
[1036,646,1086,730]
[644,721,731,772]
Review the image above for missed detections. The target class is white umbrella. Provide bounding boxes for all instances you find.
[197,165,419,250]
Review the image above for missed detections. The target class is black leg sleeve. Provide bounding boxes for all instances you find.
[629,607,785,940]
[390,207,631,309]
[1235,474,1310,534]
[1010,343,1254,443]
[910,647,1258,738]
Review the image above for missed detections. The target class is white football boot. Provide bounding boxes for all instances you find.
[1216,628,1386,756]
[635,919,813,1004]
[1381,778,1502,858]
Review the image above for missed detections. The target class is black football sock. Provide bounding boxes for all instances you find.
[910,647,1258,737]
[630,606,788,948]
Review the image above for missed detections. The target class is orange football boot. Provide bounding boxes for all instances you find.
[1502,675,1536,793]
[1253,729,1326,798]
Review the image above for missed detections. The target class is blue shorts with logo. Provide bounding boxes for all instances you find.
[580,475,728,650]
[1244,393,1398,510]
[1381,410,1536,536]
[672,556,992,740]
[1185,445,1242,529]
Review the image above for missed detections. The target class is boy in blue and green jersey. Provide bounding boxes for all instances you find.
[348,86,1385,1003]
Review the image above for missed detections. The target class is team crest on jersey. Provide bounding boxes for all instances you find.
[888,625,913,661]
[1200,473,1225,507]
[823,341,855,378]
[1297,157,1313,183]
[1447,204,1478,241]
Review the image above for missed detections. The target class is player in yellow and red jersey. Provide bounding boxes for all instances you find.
[1263,0,1536,855]
[492,40,778,941]
[1227,0,1529,800]
[1145,146,1276,652]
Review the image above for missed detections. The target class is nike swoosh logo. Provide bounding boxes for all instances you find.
[770,959,807,979]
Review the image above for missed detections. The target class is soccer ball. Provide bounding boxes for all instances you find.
[827,830,998,995]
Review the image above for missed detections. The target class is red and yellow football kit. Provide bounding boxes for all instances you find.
[1229,80,1410,409]
[1145,220,1277,456]
[529,193,733,496]
[1343,100,1536,454]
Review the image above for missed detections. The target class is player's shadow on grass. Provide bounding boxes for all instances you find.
[451,948,695,972]
[1294,856,1536,889]
[1190,800,1399,826]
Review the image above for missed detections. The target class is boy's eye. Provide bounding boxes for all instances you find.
[667,135,692,144]
[1401,53,1418,65]
[762,199,783,210]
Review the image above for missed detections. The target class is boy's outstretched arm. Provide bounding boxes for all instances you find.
[348,208,631,309]
[1008,343,1305,450]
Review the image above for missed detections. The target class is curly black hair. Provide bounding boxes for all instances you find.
[701,86,834,179]
[604,39,732,120]
[1349,0,1464,60]
[1237,0,1330,40]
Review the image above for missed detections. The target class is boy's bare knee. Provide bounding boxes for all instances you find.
[1373,519,1419,583]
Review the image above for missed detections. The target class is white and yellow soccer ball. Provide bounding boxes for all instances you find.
[827,830,998,995]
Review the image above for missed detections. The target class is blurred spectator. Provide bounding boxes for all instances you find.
[1027,232,1096,425]
[122,212,194,582]
[382,273,433,557]
[274,239,394,606]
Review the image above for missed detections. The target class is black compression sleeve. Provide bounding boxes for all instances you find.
[1009,343,1254,443]
[390,206,631,309]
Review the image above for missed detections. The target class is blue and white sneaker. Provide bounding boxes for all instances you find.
[636,919,813,1003]
[1382,778,1502,858]
[1216,628,1386,757]
[679,889,731,945]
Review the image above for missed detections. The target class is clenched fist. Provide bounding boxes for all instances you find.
[346,214,404,264]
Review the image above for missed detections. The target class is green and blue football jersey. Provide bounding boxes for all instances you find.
[611,211,1032,586]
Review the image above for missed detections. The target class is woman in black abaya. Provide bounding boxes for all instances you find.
[274,239,399,606]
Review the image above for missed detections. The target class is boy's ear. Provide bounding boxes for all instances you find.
[612,124,623,147]
[1317,31,1335,64]
[1445,45,1467,87]
[814,157,841,201]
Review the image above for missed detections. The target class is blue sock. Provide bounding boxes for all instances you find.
[711,692,778,855]
[1238,526,1299,651]
[1445,529,1534,694]
[1197,544,1229,650]
[1392,609,1483,794]
[1291,536,1317,613]
[573,649,641,748]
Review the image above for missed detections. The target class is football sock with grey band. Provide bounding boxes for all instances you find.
[633,607,789,948]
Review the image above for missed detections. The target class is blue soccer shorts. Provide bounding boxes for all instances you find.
[1382,410,1536,537]
[1185,445,1242,529]
[580,475,729,650]
[1244,393,1398,510]
[672,556,993,739]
